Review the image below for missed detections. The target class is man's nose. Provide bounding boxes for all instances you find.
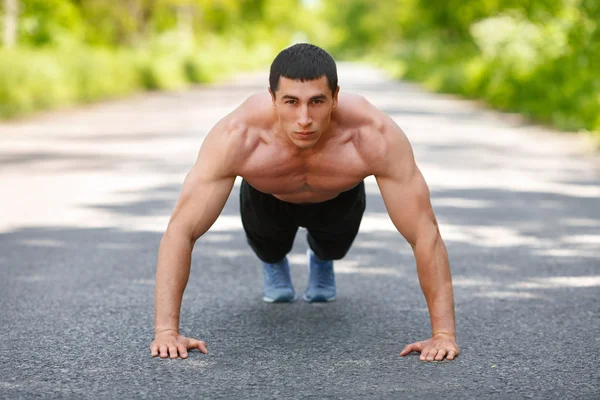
[297,105,312,127]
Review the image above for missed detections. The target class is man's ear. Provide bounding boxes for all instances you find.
[332,86,340,109]
[268,88,276,108]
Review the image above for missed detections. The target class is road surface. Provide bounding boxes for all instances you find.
[1,63,599,399]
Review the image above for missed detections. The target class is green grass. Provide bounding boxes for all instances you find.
[0,36,276,119]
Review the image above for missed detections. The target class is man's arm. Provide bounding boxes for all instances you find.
[151,124,237,359]
[374,118,459,362]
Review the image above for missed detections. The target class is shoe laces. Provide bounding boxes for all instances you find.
[265,264,290,288]
[310,263,334,289]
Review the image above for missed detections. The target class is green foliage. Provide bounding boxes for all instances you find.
[0,46,141,117]
[0,0,306,119]
[6,0,596,135]
[0,36,275,118]
[319,0,600,136]
[8,0,305,47]
[0,49,69,116]
[16,0,85,46]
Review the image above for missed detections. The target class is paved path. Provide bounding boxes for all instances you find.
[1,64,599,399]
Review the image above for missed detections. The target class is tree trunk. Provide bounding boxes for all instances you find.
[176,6,193,40]
[3,0,18,47]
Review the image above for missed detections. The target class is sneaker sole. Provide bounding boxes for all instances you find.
[302,293,336,303]
[263,294,297,303]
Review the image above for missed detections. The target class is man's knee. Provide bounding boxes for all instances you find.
[309,239,354,261]
[316,247,350,261]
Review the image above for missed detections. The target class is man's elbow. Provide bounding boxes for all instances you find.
[412,217,440,253]
[164,218,198,247]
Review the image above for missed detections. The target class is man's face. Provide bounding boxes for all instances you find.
[270,76,339,150]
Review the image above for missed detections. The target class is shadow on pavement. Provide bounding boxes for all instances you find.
[1,65,598,397]
[1,175,599,398]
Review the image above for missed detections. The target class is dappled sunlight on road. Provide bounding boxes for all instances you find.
[1,64,599,399]
[509,275,600,289]
[450,274,600,301]
[1,65,598,296]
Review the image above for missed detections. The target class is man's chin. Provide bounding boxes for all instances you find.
[291,139,317,149]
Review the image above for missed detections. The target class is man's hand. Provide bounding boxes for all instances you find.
[400,333,459,361]
[150,330,208,359]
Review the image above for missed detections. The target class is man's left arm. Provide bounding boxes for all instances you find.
[374,121,459,362]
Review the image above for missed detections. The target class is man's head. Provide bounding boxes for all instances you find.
[268,43,339,150]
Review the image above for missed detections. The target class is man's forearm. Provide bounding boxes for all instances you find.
[414,229,456,336]
[154,229,194,334]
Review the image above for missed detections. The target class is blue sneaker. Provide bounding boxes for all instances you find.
[262,257,296,303]
[303,249,336,302]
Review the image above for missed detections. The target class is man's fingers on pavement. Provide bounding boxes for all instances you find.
[168,345,179,359]
[177,344,188,358]
[434,349,447,361]
[399,345,411,356]
[426,349,437,361]
[420,348,434,361]
[189,339,208,354]
[400,342,421,356]
[199,341,208,354]
[447,350,457,360]
[159,345,168,358]
[150,344,158,357]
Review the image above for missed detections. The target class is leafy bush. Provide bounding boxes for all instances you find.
[0,49,73,117]
[320,0,600,136]
[0,35,275,119]
[384,35,600,134]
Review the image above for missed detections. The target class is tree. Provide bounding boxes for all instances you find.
[3,0,18,47]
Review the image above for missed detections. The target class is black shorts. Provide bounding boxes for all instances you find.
[240,179,366,263]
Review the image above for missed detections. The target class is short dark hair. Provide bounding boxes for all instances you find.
[269,43,338,97]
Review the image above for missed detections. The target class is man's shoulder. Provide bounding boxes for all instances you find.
[337,93,409,175]
[208,92,274,145]
[336,92,387,135]
[229,92,275,130]
[199,93,274,174]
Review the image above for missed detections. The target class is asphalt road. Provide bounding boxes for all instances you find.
[1,63,599,399]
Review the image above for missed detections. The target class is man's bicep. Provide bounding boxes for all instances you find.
[373,117,438,246]
[376,166,436,248]
[167,119,241,240]
[168,164,236,241]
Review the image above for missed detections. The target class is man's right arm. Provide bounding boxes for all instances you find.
[154,170,235,334]
[152,125,237,358]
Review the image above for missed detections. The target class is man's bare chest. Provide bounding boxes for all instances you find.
[240,145,368,203]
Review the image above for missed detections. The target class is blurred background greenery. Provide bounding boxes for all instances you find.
[316,0,599,136]
[1,0,598,137]
[0,0,310,118]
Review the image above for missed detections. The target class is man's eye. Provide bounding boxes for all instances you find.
[312,100,323,104]
[285,100,296,104]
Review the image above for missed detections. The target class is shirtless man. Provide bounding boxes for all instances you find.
[150,43,460,362]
